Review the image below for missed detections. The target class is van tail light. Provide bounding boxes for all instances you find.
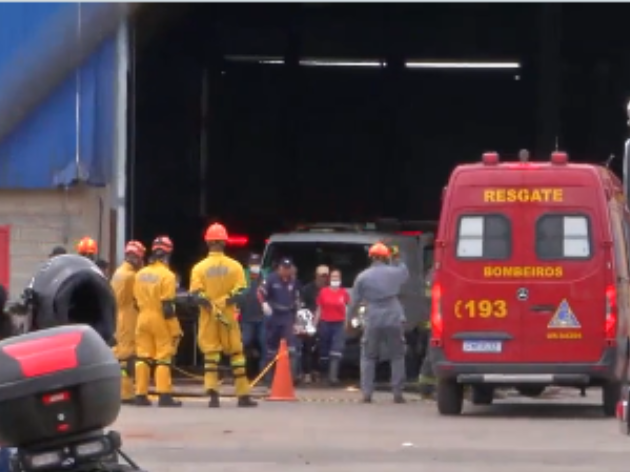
[430,282,443,346]
[605,284,618,343]
[226,235,249,246]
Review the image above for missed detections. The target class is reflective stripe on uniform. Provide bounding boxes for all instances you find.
[418,375,436,385]
[135,357,154,368]
[230,359,246,368]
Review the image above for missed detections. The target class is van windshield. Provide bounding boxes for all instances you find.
[262,242,371,287]
[423,245,434,272]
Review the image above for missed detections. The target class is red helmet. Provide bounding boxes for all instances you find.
[77,237,98,255]
[368,242,390,258]
[152,236,173,254]
[125,240,146,258]
[204,223,228,242]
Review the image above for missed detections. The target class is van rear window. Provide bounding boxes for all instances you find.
[262,242,371,287]
[535,214,591,259]
[456,215,511,260]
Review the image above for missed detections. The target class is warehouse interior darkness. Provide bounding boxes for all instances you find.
[129,3,630,276]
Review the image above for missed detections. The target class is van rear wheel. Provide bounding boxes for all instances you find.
[437,378,463,415]
[603,380,620,417]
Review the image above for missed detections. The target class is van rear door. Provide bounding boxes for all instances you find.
[519,203,607,363]
[441,210,525,363]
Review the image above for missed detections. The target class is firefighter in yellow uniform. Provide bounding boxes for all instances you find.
[133,236,183,408]
[189,223,257,408]
[111,240,146,404]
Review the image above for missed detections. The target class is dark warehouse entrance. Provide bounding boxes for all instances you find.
[129,3,630,279]
[128,3,630,372]
[129,4,545,271]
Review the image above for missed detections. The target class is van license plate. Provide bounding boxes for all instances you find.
[463,341,502,353]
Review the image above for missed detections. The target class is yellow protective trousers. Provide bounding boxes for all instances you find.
[111,262,140,401]
[113,307,139,401]
[135,310,181,396]
[117,358,135,401]
[198,313,249,396]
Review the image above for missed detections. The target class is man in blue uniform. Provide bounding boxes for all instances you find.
[258,257,301,381]
[347,243,409,403]
[237,253,267,375]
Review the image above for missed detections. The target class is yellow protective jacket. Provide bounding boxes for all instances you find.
[111,261,139,359]
[134,261,182,360]
[134,261,177,311]
[190,252,246,352]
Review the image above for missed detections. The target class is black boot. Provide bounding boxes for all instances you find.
[158,394,182,408]
[238,395,258,407]
[328,359,341,386]
[393,394,406,404]
[134,395,152,407]
[208,389,220,408]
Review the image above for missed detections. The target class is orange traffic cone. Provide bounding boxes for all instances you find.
[267,339,298,402]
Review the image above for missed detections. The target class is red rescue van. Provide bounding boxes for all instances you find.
[431,151,630,416]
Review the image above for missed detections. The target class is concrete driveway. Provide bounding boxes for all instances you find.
[114,389,628,472]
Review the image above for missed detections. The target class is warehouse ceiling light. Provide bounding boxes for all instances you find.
[225,55,283,64]
[405,61,521,69]
[300,59,384,68]
[224,55,521,70]
[225,55,384,67]
[260,58,384,67]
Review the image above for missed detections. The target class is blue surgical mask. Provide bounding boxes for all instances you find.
[250,265,261,274]
[330,280,341,288]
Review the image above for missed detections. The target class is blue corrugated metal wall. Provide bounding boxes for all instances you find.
[0,3,116,188]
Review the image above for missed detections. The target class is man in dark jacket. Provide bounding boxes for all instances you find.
[0,284,5,313]
[0,283,11,343]
[0,283,14,469]
[295,265,328,384]
[237,254,266,375]
[301,265,329,313]
[49,246,67,258]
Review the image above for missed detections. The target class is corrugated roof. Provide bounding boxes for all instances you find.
[0,3,116,188]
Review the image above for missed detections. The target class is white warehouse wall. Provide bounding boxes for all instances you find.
[0,185,112,298]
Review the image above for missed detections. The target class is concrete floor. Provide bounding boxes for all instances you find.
[114,389,629,472]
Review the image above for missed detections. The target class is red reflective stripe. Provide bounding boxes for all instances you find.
[2,332,81,377]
